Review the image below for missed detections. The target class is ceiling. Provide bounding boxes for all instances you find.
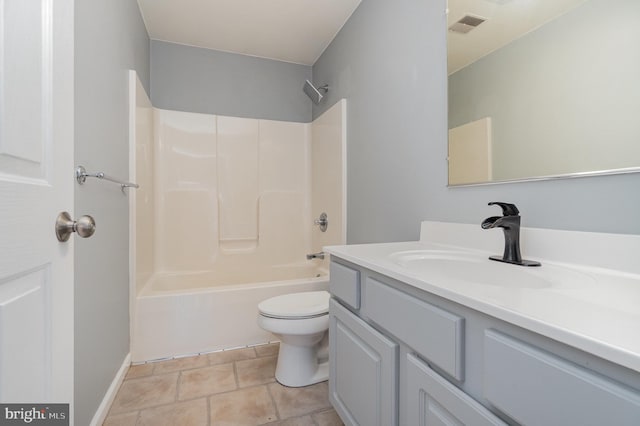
[448,0,589,74]
[137,0,362,66]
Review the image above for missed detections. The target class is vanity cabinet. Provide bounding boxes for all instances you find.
[328,258,640,426]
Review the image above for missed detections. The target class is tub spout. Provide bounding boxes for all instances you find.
[306,252,325,260]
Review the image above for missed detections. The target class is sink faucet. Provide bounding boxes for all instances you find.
[481,202,541,267]
[306,252,325,260]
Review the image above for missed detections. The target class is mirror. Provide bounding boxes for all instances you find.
[447,0,640,186]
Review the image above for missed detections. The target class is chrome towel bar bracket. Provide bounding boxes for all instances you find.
[75,165,139,192]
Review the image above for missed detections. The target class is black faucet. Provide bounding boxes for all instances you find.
[481,202,541,267]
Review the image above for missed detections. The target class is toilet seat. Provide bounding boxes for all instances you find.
[258,291,330,320]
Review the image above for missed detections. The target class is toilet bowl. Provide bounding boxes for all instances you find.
[257,291,330,387]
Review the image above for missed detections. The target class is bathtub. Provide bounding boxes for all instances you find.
[131,263,329,362]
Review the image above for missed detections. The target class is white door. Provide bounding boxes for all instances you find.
[0,0,74,406]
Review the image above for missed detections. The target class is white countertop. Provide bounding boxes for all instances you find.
[325,232,640,373]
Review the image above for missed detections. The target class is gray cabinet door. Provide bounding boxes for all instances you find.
[329,299,398,426]
[406,354,507,426]
[484,330,640,426]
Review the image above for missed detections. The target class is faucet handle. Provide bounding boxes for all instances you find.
[488,202,519,216]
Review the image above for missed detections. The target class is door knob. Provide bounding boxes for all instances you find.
[55,211,96,242]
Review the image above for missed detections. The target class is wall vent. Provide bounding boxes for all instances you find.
[449,15,486,34]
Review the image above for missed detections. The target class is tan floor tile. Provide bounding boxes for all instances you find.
[209,385,277,426]
[313,409,344,426]
[236,356,277,387]
[208,347,256,365]
[102,411,139,426]
[153,355,208,375]
[268,381,331,419]
[265,415,315,425]
[255,343,279,357]
[179,363,237,400]
[137,398,208,426]
[125,363,154,379]
[110,373,178,414]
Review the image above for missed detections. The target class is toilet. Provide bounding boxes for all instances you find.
[257,290,330,387]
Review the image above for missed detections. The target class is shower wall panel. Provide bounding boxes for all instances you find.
[258,120,311,264]
[155,109,218,271]
[217,116,260,251]
[153,110,313,273]
[311,100,347,262]
[133,75,155,296]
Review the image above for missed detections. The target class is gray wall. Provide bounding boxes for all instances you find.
[74,0,150,424]
[313,0,448,243]
[313,0,640,244]
[151,40,312,123]
[450,0,640,181]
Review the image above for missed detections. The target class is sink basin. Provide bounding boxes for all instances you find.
[389,250,481,265]
[388,250,595,290]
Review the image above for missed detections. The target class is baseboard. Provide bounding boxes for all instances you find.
[90,352,131,426]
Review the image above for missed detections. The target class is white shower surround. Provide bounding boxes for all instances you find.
[129,72,346,361]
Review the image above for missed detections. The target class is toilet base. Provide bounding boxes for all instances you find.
[276,359,328,388]
[274,333,329,387]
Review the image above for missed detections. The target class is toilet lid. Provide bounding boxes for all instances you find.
[259,291,330,319]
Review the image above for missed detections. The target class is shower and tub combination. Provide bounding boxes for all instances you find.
[128,72,346,364]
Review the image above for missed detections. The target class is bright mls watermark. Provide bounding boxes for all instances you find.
[0,404,68,425]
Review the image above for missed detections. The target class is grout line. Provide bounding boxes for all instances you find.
[232,360,240,390]
[205,381,274,399]
[206,393,212,426]
[308,406,336,420]
[175,371,181,403]
[109,398,176,418]
[248,346,258,359]
[119,370,180,384]
[265,382,281,421]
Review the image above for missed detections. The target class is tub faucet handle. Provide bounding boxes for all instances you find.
[306,252,325,260]
[314,213,328,232]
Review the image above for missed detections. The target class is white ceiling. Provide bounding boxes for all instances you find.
[448,0,589,74]
[137,0,362,66]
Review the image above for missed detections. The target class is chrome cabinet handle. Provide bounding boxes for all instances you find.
[55,211,96,242]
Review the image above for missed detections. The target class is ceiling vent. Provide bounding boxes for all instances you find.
[449,15,486,34]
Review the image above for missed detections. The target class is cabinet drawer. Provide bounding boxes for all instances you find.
[407,353,506,426]
[330,261,361,309]
[365,276,465,380]
[484,330,640,426]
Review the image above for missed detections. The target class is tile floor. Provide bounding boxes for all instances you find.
[103,343,343,426]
